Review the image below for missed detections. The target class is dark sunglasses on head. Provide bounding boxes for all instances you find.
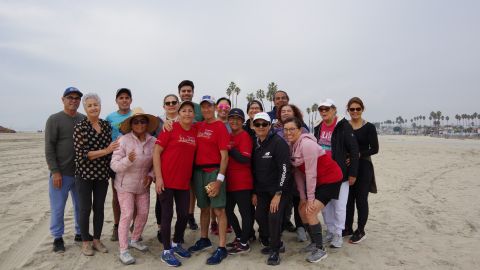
[65,96,81,101]
[253,122,270,128]
[165,101,178,106]
[348,107,362,112]
[132,119,148,125]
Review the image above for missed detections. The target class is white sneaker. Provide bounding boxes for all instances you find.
[330,233,343,248]
[129,240,148,251]
[296,227,308,242]
[119,251,135,265]
[323,231,334,245]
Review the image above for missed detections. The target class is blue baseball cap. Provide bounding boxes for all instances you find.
[63,87,83,97]
[228,108,245,120]
[200,95,215,105]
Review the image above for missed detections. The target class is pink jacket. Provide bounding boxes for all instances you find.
[291,133,334,201]
[111,132,155,194]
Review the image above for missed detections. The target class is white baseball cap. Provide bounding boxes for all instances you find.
[319,98,336,108]
[253,112,271,123]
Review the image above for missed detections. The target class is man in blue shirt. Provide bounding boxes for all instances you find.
[106,88,133,241]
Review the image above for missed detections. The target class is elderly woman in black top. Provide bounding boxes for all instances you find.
[74,93,119,256]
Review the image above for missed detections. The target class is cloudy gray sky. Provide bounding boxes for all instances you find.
[1,0,479,131]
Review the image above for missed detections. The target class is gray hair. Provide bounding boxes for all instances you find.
[82,93,101,108]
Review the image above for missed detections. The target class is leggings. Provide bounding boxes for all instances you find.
[117,191,150,252]
[76,178,108,241]
[345,164,372,233]
[255,192,290,252]
[155,194,162,226]
[159,188,190,250]
[226,190,253,244]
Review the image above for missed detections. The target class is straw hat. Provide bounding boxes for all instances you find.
[120,107,159,134]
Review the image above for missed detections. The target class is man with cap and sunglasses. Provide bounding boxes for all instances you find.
[45,87,86,252]
[106,88,133,241]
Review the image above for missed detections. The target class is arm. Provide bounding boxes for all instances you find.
[302,141,319,202]
[275,138,291,193]
[45,116,59,174]
[360,123,379,158]
[153,144,165,194]
[228,148,251,163]
[110,138,133,173]
[344,123,359,181]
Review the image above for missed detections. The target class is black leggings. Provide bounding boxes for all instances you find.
[345,164,372,233]
[76,178,109,241]
[255,192,290,252]
[155,194,162,226]
[158,188,190,249]
[226,190,253,244]
[283,195,302,229]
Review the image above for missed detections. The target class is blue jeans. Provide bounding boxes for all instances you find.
[49,174,81,238]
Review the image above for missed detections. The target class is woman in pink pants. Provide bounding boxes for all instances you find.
[110,108,159,265]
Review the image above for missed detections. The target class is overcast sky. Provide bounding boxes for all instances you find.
[1,0,479,131]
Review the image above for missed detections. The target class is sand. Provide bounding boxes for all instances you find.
[0,133,479,270]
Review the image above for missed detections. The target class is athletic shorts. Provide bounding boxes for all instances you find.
[192,169,226,209]
[315,181,342,206]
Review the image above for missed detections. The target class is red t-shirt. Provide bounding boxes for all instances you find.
[195,120,229,172]
[226,130,253,192]
[155,122,197,190]
[318,117,337,157]
[298,154,343,185]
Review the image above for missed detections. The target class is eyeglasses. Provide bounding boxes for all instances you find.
[348,107,362,112]
[253,122,270,128]
[319,107,331,112]
[132,119,148,125]
[164,101,178,106]
[65,96,81,101]
[284,127,298,133]
[218,104,231,110]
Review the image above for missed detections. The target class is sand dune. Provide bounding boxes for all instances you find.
[0,133,479,270]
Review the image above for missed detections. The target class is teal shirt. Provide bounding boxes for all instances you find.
[193,102,204,122]
[106,110,132,140]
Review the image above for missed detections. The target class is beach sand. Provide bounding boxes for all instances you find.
[0,133,479,270]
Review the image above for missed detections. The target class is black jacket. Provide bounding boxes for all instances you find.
[252,131,292,194]
[314,117,359,182]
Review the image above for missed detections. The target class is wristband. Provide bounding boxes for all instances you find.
[216,173,225,182]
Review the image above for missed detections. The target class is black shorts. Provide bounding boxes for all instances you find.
[315,181,342,206]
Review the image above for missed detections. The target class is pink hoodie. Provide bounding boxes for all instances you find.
[290,133,342,201]
[110,132,155,194]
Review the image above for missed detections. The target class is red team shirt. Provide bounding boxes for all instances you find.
[318,117,337,157]
[195,120,230,172]
[226,130,253,192]
[155,122,197,190]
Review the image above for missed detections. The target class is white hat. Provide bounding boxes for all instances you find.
[200,95,215,105]
[253,112,271,123]
[319,98,336,107]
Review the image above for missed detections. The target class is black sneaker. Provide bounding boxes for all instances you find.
[260,242,285,255]
[74,234,82,242]
[342,228,353,237]
[228,242,250,255]
[226,238,240,248]
[349,230,367,244]
[284,221,296,233]
[53,238,65,253]
[259,237,269,247]
[188,216,199,230]
[266,251,281,265]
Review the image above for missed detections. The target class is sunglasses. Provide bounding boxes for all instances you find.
[348,107,362,112]
[318,107,331,112]
[164,101,178,106]
[132,119,148,125]
[253,122,270,128]
[218,104,231,110]
[65,96,81,101]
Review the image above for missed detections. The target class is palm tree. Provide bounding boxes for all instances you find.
[255,89,265,108]
[473,112,478,127]
[455,114,460,126]
[445,116,449,126]
[312,103,319,121]
[266,82,278,110]
[234,86,241,107]
[306,108,311,131]
[226,82,236,102]
[429,116,433,126]
[246,92,255,103]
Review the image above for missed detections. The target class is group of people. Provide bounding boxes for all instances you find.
[45,80,379,267]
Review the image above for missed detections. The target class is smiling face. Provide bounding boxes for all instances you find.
[178,104,194,125]
[84,98,101,119]
[248,102,262,120]
[228,115,243,133]
[216,100,231,120]
[253,119,271,139]
[62,93,81,112]
[163,96,179,116]
[200,102,215,121]
[131,116,148,135]
[274,91,289,108]
[116,93,132,112]
[283,121,301,144]
[319,106,336,123]
[280,105,294,122]
[179,85,193,101]
[348,102,363,121]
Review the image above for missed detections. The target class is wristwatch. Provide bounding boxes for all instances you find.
[275,191,282,196]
